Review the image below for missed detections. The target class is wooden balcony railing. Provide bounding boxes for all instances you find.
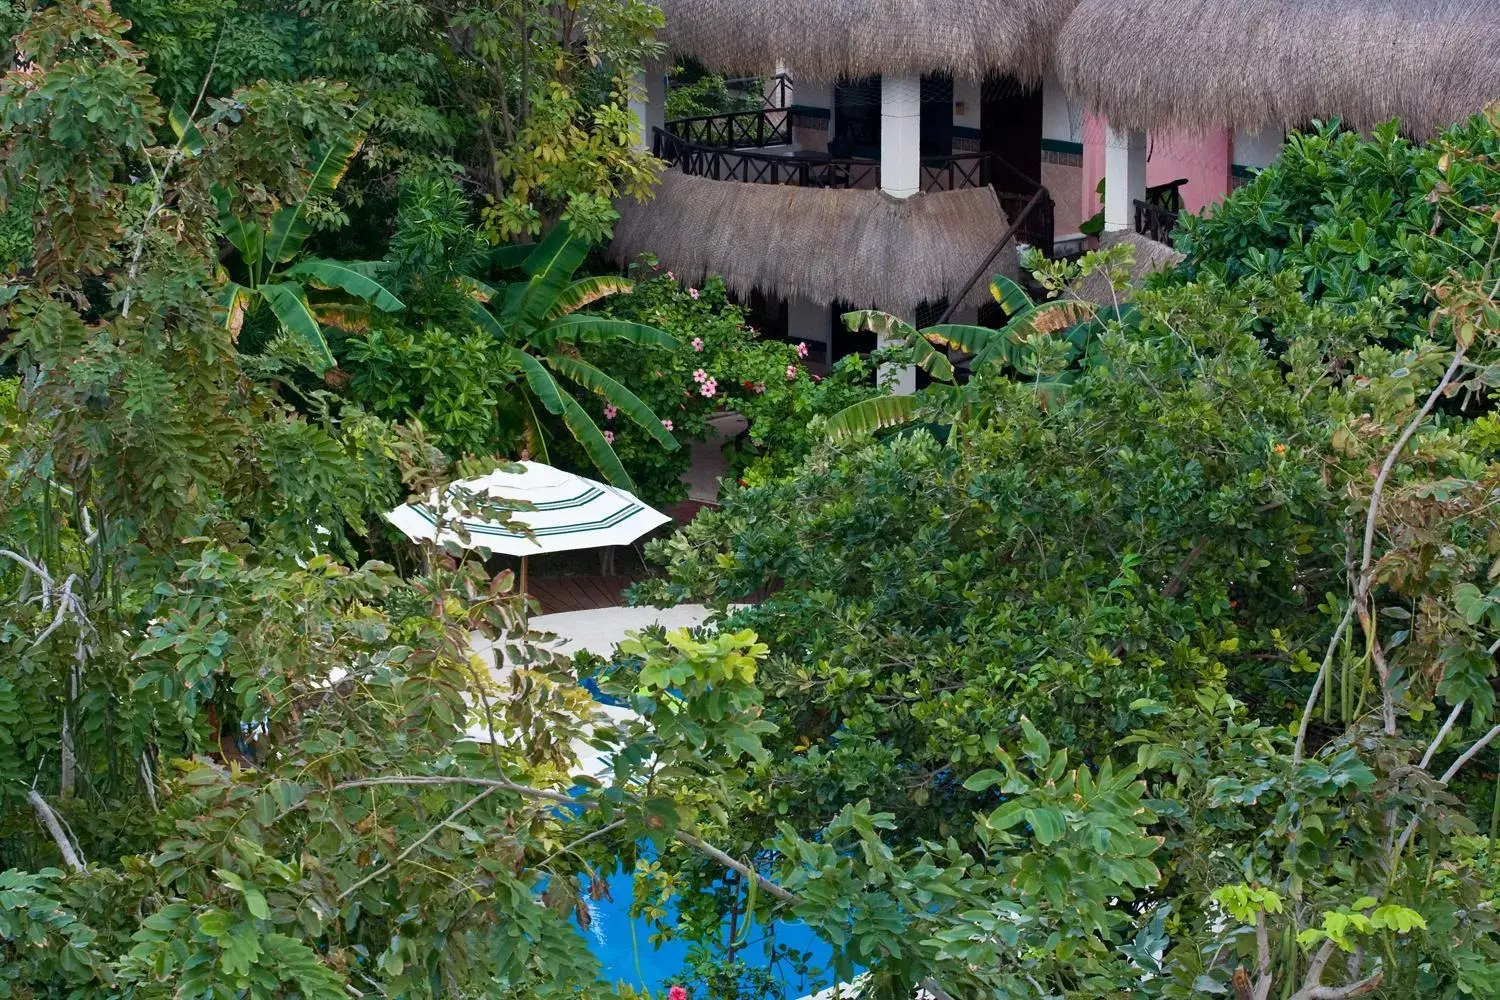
[1133,177,1187,242]
[664,108,793,149]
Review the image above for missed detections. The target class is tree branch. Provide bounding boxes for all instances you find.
[27,790,84,873]
[1293,599,1356,768]
[338,786,499,901]
[672,830,801,905]
[1420,699,1466,770]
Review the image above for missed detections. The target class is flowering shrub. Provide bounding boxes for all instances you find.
[574,267,880,502]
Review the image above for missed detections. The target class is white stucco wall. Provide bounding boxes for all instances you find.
[1042,73,1083,145]
[794,79,833,111]
[953,77,982,131]
[1233,126,1284,168]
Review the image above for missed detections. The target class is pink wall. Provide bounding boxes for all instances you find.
[1080,113,1233,222]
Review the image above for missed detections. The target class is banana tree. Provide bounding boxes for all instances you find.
[213,131,402,374]
[464,223,681,490]
[826,275,1109,442]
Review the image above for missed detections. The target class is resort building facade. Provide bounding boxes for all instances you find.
[614,0,1500,368]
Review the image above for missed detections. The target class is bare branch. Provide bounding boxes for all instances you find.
[1420,700,1466,770]
[338,786,499,901]
[540,818,627,870]
[672,831,801,905]
[1293,599,1356,768]
[27,790,85,873]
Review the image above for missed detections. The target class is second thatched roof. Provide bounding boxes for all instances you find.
[610,172,1017,315]
[1065,231,1184,305]
[1053,0,1500,136]
[655,0,1076,82]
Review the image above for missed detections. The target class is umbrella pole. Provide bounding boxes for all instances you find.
[520,555,529,597]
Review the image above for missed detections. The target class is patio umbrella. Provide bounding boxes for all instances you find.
[384,461,672,593]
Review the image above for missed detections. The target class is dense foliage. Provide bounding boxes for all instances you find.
[7,0,1500,996]
[632,109,1500,997]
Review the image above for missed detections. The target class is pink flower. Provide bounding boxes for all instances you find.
[603,403,617,421]
[700,379,717,398]
[661,419,674,431]
[689,287,700,300]
[785,364,798,381]
[669,989,689,1000]
[603,430,615,444]
[666,271,676,281]
[796,341,809,358]
[691,337,704,352]
[692,368,709,384]
[754,382,766,394]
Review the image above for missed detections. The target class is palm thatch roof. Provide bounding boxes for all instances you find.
[610,172,1017,316]
[655,0,1077,82]
[1053,0,1500,136]
[1065,231,1183,305]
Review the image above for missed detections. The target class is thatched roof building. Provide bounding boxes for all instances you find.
[1053,0,1500,136]
[1065,231,1183,305]
[610,173,1017,315]
[655,0,1077,82]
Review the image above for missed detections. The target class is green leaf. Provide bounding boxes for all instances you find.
[922,324,1006,357]
[168,103,205,156]
[532,315,679,351]
[1025,806,1065,845]
[548,276,633,318]
[545,355,678,450]
[510,222,591,329]
[988,274,1035,315]
[243,886,270,920]
[508,347,566,416]
[282,259,404,311]
[213,184,264,270]
[825,395,924,441]
[259,283,335,373]
[1020,717,1051,768]
[963,769,1006,792]
[557,391,634,490]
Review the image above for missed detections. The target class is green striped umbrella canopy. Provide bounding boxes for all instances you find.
[385,461,672,556]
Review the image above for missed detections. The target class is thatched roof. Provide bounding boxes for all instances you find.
[610,172,1017,315]
[656,0,1076,82]
[1066,231,1183,304]
[1053,0,1500,136]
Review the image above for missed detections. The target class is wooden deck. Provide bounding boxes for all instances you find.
[528,574,636,614]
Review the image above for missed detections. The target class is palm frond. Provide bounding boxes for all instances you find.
[988,274,1034,316]
[507,347,566,416]
[259,282,334,373]
[283,259,404,312]
[546,355,678,451]
[548,276,633,318]
[533,315,679,351]
[556,391,634,491]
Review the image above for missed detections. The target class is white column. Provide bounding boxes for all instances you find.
[880,75,922,198]
[879,346,918,395]
[1103,125,1147,233]
[630,62,667,153]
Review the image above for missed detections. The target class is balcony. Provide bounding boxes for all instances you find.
[652,108,1055,256]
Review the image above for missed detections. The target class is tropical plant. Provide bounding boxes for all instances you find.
[213,127,404,373]
[824,260,1115,441]
[451,223,681,488]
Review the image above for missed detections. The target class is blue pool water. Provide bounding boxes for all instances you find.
[582,865,835,998]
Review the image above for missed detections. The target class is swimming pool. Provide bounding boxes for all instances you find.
[581,864,836,998]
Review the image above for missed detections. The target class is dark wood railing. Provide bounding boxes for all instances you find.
[1133,177,1187,241]
[1133,200,1180,242]
[654,127,880,188]
[665,108,792,149]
